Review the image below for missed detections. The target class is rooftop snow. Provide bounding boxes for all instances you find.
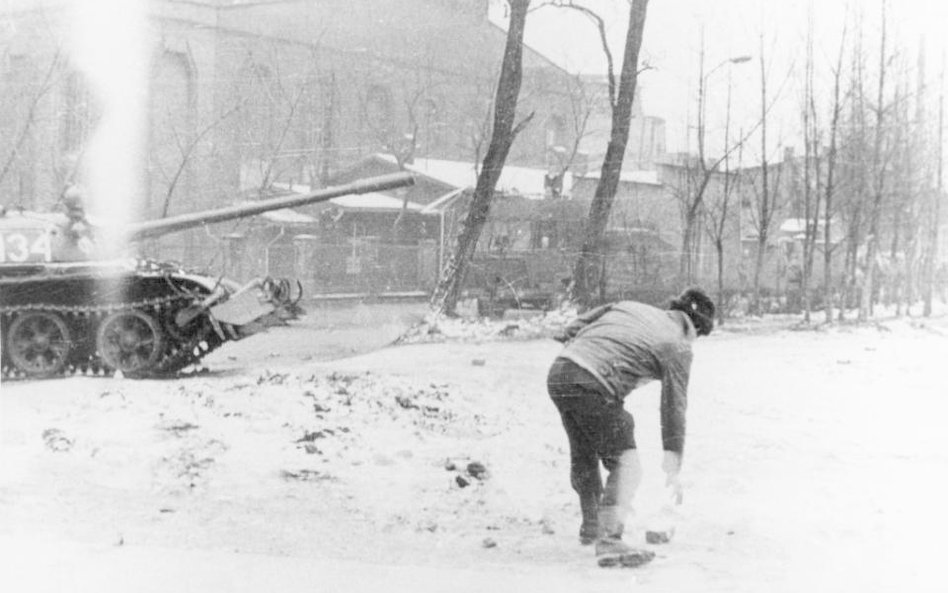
[376,154,570,199]
[576,169,661,186]
[329,192,425,212]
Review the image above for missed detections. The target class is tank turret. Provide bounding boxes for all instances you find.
[0,172,415,379]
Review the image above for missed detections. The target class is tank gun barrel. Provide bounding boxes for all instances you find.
[127,172,415,242]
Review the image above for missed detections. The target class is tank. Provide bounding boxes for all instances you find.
[0,172,415,379]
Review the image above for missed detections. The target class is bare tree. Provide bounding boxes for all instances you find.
[157,105,240,218]
[922,59,944,316]
[544,73,596,198]
[799,6,822,323]
[748,34,785,315]
[701,72,741,324]
[822,23,848,323]
[230,46,325,197]
[432,0,535,316]
[858,0,891,321]
[887,60,919,316]
[836,8,871,320]
[0,48,63,200]
[567,0,651,308]
[672,33,754,287]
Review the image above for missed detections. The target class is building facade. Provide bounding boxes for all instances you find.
[0,0,589,272]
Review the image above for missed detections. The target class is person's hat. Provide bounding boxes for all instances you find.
[61,185,86,216]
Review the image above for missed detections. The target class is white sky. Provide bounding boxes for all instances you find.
[498,0,948,159]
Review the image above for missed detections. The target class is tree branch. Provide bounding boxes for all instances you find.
[0,48,62,189]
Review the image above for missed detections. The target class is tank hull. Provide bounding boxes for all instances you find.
[0,260,295,378]
[0,172,415,379]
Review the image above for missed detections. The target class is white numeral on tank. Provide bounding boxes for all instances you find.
[5,232,28,262]
[31,232,52,261]
[0,232,52,262]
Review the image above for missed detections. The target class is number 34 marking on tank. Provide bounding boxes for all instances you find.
[0,231,53,263]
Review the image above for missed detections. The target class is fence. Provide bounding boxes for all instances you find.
[293,237,438,297]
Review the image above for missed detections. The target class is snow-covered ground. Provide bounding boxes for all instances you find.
[2,307,948,592]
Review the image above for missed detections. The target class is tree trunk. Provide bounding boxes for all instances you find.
[858,0,888,322]
[823,32,845,324]
[679,211,698,285]
[752,43,770,317]
[571,0,650,309]
[716,237,725,324]
[923,68,944,316]
[431,0,532,316]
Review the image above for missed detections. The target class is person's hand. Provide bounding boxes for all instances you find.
[662,450,681,475]
[665,473,684,506]
[662,451,683,505]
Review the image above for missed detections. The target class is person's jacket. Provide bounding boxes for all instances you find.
[556,301,696,454]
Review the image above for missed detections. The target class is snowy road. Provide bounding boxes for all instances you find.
[2,312,948,592]
[0,535,633,593]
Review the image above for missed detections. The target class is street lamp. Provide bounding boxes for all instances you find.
[692,53,751,284]
[707,55,752,78]
[697,55,752,161]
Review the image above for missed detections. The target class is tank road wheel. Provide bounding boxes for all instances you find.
[96,310,165,376]
[7,311,72,378]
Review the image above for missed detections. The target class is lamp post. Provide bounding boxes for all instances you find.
[697,54,751,163]
[692,50,751,285]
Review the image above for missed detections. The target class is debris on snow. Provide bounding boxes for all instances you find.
[41,428,73,452]
[157,420,200,435]
[394,305,577,345]
[466,461,488,480]
[645,529,674,544]
[280,469,334,482]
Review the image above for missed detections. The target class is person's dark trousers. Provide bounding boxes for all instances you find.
[547,357,636,543]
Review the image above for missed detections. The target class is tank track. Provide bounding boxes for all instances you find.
[1,294,225,381]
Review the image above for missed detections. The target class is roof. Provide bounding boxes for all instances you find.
[376,154,569,199]
[780,219,808,234]
[268,183,426,214]
[576,169,661,186]
[330,192,425,213]
[259,207,317,224]
[420,188,467,215]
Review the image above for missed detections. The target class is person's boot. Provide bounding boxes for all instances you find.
[578,492,600,545]
[579,521,599,545]
[594,506,655,568]
[594,505,628,555]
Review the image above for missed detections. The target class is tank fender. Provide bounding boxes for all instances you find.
[174,286,229,328]
[208,277,280,327]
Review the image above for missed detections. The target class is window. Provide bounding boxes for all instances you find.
[60,70,95,154]
[364,84,394,134]
[545,114,566,149]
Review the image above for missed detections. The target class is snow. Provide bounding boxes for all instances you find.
[2,306,948,592]
[329,192,426,212]
[376,154,570,199]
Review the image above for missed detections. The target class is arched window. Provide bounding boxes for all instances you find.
[364,84,394,134]
[545,114,567,149]
[60,69,96,154]
[148,50,194,213]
